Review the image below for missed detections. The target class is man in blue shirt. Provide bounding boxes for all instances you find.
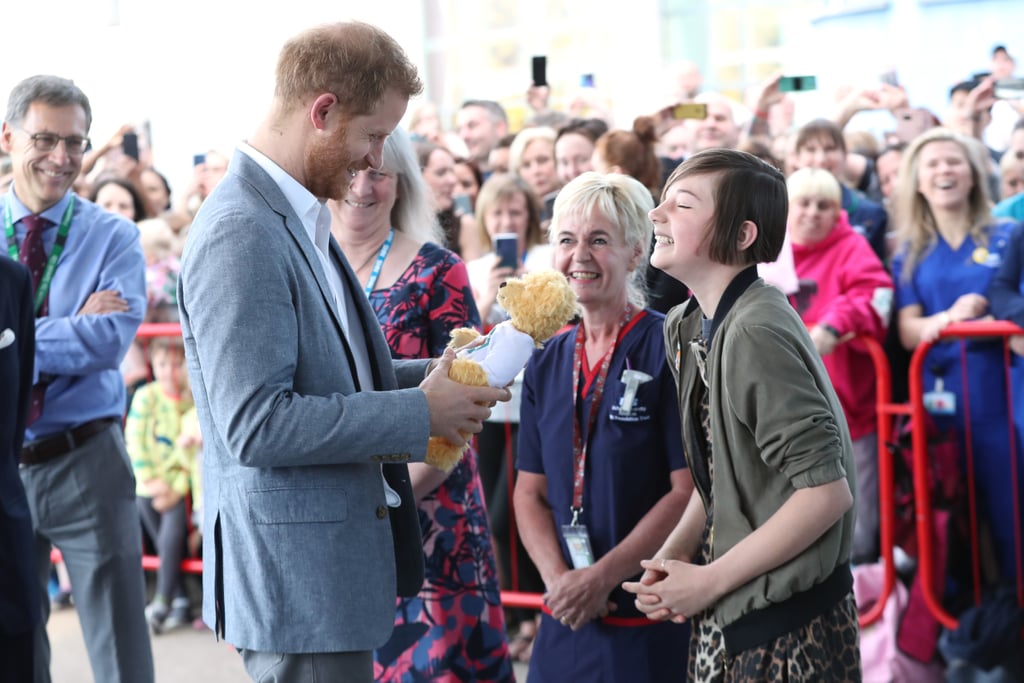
[0,75,152,683]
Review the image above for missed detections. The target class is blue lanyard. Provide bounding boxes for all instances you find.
[362,228,394,298]
[4,197,75,315]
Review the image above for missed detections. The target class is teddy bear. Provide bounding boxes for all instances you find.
[424,269,579,471]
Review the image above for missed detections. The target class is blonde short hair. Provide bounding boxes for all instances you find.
[787,167,841,206]
[550,172,653,308]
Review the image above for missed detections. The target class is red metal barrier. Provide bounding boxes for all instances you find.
[50,548,203,574]
[55,317,1024,634]
[907,320,1024,630]
[134,322,183,340]
[858,333,913,628]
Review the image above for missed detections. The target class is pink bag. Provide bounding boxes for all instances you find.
[854,563,945,683]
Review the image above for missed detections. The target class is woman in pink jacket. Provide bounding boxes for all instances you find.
[786,167,894,564]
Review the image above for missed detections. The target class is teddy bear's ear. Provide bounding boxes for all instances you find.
[497,278,523,307]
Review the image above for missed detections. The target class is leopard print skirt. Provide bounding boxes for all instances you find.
[688,384,862,682]
[687,589,862,682]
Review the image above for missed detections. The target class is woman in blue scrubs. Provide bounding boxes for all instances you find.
[514,172,694,682]
[891,128,1019,581]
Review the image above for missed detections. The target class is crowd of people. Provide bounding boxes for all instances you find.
[3,18,1024,683]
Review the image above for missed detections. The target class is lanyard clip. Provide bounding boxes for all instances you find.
[570,506,582,527]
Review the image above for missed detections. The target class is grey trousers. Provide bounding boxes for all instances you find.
[239,649,373,683]
[20,422,154,683]
[137,495,188,602]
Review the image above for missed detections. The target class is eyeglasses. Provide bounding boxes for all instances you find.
[15,128,90,155]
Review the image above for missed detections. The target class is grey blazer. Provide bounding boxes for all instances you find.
[178,150,428,653]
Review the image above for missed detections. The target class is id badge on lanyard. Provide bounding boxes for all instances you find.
[563,307,633,570]
[561,519,595,569]
[923,376,956,416]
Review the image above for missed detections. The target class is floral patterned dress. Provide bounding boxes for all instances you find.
[370,242,513,683]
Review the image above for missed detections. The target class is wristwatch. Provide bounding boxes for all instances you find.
[820,323,841,338]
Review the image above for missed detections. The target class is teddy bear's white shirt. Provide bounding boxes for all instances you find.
[457,321,537,387]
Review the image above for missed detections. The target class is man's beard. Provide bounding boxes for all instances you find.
[305,124,357,200]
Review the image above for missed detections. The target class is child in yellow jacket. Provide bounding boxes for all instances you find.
[126,337,195,634]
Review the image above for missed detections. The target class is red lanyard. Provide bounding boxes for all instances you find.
[570,306,635,524]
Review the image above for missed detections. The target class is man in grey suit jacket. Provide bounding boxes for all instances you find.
[177,22,510,683]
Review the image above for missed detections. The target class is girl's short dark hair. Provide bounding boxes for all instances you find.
[662,148,788,266]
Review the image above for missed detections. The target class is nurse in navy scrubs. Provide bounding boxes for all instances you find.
[514,172,694,682]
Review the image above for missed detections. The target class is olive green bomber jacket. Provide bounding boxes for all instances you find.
[664,275,856,630]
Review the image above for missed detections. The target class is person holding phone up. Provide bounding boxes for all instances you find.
[465,173,554,326]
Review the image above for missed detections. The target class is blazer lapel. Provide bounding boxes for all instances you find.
[232,151,348,340]
[328,240,389,391]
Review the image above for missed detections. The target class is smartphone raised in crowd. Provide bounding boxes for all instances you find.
[778,75,817,93]
[453,194,472,216]
[495,233,519,270]
[532,56,548,87]
[672,103,708,120]
[580,73,595,88]
[122,132,139,161]
[994,78,1024,100]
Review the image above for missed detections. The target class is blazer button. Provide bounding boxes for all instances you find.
[376,505,388,519]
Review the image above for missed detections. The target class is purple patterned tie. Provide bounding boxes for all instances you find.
[19,214,51,425]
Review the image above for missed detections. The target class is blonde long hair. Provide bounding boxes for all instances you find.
[893,128,993,280]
